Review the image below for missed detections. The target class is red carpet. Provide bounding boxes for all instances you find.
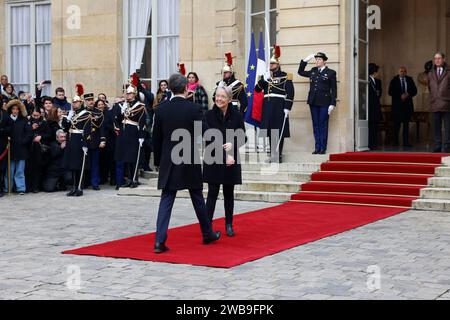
[292,152,447,208]
[63,202,405,268]
[64,152,447,268]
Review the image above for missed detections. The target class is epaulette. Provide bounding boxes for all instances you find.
[287,73,293,81]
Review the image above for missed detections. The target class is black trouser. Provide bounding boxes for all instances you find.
[433,112,450,150]
[126,163,138,183]
[155,189,212,244]
[369,121,379,149]
[0,167,4,194]
[70,170,82,190]
[43,172,72,192]
[206,184,235,225]
[99,149,115,185]
[268,129,284,159]
[393,114,410,146]
[26,152,43,192]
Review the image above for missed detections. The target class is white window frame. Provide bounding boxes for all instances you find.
[245,0,277,69]
[5,0,52,94]
[123,0,180,93]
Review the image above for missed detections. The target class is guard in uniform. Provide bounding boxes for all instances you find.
[255,46,295,163]
[84,92,106,191]
[114,78,147,189]
[213,53,248,114]
[62,87,92,197]
[298,52,337,154]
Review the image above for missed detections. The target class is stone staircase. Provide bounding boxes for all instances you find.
[414,157,450,211]
[118,152,328,203]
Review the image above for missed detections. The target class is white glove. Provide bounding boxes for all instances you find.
[67,110,74,121]
[263,71,271,81]
[328,105,335,115]
[82,147,88,155]
[120,103,128,114]
[139,138,145,147]
[284,109,290,117]
[303,53,316,62]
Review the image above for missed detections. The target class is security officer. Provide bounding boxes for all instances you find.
[114,81,147,189]
[255,46,295,163]
[298,52,337,155]
[62,92,92,197]
[213,53,248,114]
[84,92,106,191]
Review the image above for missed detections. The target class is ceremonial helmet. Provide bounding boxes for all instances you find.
[222,52,234,74]
[126,73,139,94]
[73,84,84,103]
[270,45,281,64]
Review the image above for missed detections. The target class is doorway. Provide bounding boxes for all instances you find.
[367,0,450,152]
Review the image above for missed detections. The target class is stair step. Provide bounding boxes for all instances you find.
[321,163,438,175]
[241,162,321,173]
[436,167,450,177]
[429,177,450,188]
[242,171,311,182]
[118,186,291,203]
[420,188,450,200]
[301,182,422,197]
[330,152,447,165]
[311,172,431,186]
[142,179,301,193]
[413,199,450,211]
[291,192,415,208]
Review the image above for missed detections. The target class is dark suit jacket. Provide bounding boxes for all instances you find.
[388,75,417,119]
[368,77,383,123]
[153,96,203,191]
[298,60,337,107]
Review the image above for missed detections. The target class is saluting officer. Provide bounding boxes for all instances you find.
[213,53,248,114]
[114,79,147,189]
[62,87,92,197]
[298,52,337,155]
[255,46,295,163]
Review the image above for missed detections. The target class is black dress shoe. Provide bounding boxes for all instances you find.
[433,146,442,153]
[312,150,319,155]
[115,185,121,191]
[319,150,327,155]
[203,231,221,245]
[92,186,100,191]
[404,144,413,148]
[154,243,170,254]
[226,224,235,237]
[73,189,84,197]
[66,189,76,197]
[130,182,138,189]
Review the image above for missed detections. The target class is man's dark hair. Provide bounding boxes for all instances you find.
[369,63,379,75]
[169,73,188,95]
[55,87,65,95]
[42,96,53,104]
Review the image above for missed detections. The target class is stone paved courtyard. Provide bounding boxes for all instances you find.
[0,188,450,300]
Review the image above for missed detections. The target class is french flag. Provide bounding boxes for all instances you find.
[251,32,266,123]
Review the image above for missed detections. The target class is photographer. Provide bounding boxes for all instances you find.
[25,107,51,193]
[42,130,72,192]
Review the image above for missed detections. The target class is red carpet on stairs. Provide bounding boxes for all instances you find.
[63,152,447,268]
[292,152,448,208]
[63,202,405,268]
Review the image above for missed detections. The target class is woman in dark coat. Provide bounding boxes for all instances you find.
[203,86,246,237]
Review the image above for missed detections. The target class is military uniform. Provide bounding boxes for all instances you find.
[298,52,337,154]
[214,76,248,114]
[62,104,91,196]
[114,97,147,186]
[255,69,295,161]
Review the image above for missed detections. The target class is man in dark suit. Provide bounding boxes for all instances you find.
[152,73,221,254]
[368,63,383,150]
[298,52,337,154]
[388,66,418,148]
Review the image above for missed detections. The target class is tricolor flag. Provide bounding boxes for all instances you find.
[244,32,260,127]
[251,32,266,123]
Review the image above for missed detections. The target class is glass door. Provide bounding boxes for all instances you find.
[354,0,370,151]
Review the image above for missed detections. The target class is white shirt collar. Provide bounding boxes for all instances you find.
[319,66,326,72]
[170,94,186,101]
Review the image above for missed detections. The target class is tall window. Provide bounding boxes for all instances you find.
[7,1,52,96]
[246,0,277,61]
[124,0,179,93]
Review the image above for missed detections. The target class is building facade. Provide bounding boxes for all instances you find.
[1,0,449,156]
